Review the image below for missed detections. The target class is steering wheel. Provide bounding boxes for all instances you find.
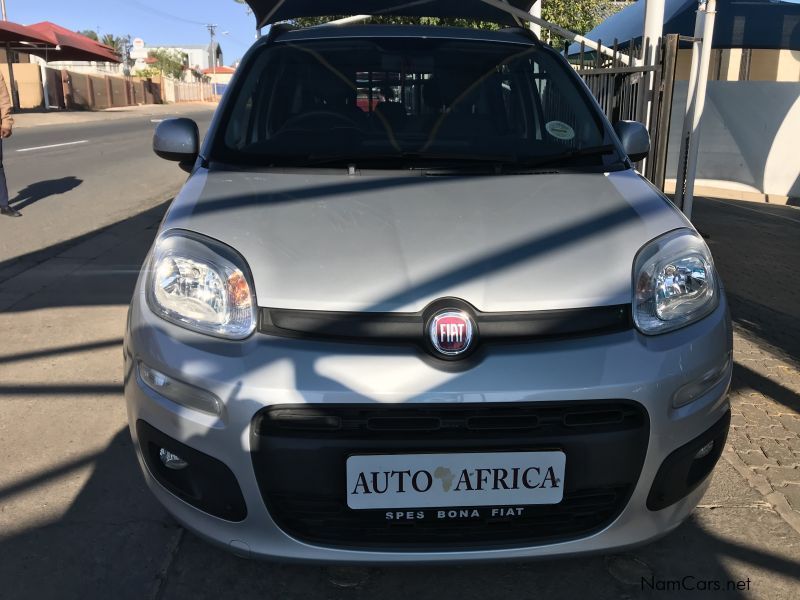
[279,110,361,132]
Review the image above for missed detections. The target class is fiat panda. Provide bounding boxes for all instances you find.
[125,1,732,562]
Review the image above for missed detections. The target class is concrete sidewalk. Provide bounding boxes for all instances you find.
[0,197,798,599]
[12,102,218,129]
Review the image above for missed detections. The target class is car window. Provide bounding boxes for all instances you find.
[214,37,614,169]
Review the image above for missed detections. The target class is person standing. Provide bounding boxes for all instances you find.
[0,69,19,217]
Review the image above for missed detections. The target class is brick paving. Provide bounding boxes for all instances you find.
[693,198,800,519]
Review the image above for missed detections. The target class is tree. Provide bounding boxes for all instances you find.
[290,15,498,29]
[77,29,99,41]
[148,49,188,80]
[280,0,609,43]
[101,33,124,53]
[234,0,610,47]
[541,0,604,45]
[133,67,160,79]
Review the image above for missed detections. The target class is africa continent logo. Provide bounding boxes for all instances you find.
[433,466,455,492]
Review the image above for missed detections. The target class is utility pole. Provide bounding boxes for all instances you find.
[1,0,7,21]
[207,24,217,101]
[206,24,217,76]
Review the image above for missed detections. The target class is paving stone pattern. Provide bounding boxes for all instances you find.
[693,199,800,517]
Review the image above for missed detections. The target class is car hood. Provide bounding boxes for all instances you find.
[162,168,689,313]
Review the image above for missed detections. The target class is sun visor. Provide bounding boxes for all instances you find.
[245,1,536,28]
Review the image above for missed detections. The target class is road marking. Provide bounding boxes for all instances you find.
[16,140,89,153]
[703,197,800,225]
[150,119,164,123]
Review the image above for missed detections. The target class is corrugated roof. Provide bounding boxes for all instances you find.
[0,20,54,45]
[202,66,235,74]
[24,22,121,62]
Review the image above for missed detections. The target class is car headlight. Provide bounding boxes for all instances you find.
[633,229,718,335]
[146,230,256,339]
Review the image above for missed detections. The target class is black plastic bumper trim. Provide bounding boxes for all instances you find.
[136,420,247,522]
[647,410,731,511]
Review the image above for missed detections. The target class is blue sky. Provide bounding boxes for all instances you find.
[9,0,800,65]
[9,0,258,64]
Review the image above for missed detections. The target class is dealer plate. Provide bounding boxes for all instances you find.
[346,451,565,510]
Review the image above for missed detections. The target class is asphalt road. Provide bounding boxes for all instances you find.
[0,105,215,270]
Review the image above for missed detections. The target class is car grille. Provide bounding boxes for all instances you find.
[250,401,649,550]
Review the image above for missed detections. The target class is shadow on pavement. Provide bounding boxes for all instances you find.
[692,198,800,366]
[10,176,83,211]
[1,423,798,600]
[0,199,169,299]
[731,362,800,413]
[0,428,177,600]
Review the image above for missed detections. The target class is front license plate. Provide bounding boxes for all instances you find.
[346,451,566,510]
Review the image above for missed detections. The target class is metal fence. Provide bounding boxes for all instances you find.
[572,35,680,191]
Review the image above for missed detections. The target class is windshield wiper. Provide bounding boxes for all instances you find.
[304,152,519,169]
[521,144,620,168]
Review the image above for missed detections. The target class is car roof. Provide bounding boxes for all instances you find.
[269,24,539,46]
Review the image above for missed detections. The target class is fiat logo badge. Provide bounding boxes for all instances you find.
[428,310,475,357]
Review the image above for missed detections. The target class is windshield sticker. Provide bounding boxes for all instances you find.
[545,121,576,140]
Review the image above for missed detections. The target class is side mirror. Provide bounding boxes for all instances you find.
[153,118,199,169]
[613,120,650,163]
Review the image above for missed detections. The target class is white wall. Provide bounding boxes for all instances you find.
[666,81,800,200]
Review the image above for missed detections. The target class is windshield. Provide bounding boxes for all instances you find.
[214,36,619,170]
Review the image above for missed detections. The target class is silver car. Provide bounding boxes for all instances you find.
[125,14,732,562]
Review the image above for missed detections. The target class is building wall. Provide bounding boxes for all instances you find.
[675,48,800,82]
[0,63,44,109]
[0,49,30,63]
[131,45,221,73]
[666,80,800,201]
[27,55,124,77]
[207,72,234,85]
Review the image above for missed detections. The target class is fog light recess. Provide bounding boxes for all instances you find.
[159,448,189,470]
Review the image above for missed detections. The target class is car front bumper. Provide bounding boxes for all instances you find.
[124,288,732,563]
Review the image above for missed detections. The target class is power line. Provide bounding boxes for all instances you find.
[110,0,208,27]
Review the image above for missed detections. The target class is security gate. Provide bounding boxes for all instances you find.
[572,35,680,191]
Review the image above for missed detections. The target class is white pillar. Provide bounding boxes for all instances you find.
[529,1,542,39]
[642,0,666,66]
[674,3,706,209]
[39,63,53,110]
[682,0,718,220]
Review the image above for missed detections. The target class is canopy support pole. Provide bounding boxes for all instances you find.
[478,0,631,64]
[528,1,541,39]
[641,0,666,132]
[326,1,630,65]
[677,0,717,220]
[642,0,666,64]
[674,3,705,211]
[323,14,371,26]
